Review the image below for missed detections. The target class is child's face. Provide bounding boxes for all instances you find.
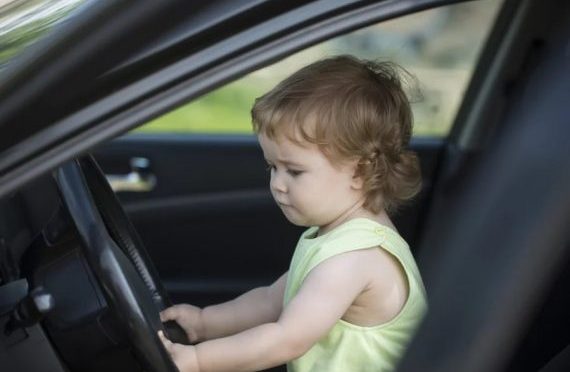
[258,133,364,230]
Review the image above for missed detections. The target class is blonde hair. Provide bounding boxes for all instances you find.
[251,55,422,214]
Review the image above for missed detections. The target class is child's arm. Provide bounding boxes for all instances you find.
[161,250,383,372]
[161,272,288,342]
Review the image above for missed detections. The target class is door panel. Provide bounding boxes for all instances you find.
[93,134,443,306]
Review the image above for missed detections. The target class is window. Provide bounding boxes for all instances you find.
[0,0,86,72]
[136,0,503,138]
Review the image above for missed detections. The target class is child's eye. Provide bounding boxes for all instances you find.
[287,169,303,177]
[265,164,302,177]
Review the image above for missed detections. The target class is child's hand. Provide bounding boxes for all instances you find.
[159,330,199,372]
[160,304,204,343]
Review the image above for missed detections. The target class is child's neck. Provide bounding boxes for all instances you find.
[316,205,393,237]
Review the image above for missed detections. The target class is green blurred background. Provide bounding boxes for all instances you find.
[0,0,503,138]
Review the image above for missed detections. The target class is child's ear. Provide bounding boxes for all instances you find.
[349,160,365,190]
[351,174,364,190]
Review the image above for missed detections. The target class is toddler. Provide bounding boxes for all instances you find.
[159,55,428,372]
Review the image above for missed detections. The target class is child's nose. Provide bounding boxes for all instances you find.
[270,171,287,193]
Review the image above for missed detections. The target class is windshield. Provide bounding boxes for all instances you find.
[0,0,86,71]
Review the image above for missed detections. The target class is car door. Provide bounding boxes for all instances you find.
[91,0,505,307]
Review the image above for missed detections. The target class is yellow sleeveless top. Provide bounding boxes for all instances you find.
[284,218,427,372]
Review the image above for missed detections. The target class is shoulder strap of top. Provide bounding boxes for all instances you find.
[304,219,409,274]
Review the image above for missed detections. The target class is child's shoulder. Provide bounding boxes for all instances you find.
[297,217,413,283]
[328,245,405,282]
[308,220,407,280]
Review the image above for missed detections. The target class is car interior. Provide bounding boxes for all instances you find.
[0,0,568,371]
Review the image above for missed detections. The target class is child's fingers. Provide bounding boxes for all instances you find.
[159,311,168,322]
[158,330,174,353]
[159,305,180,322]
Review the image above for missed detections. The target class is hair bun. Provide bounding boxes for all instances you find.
[384,150,422,205]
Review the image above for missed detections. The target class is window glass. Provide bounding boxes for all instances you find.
[0,0,86,72]
[137,0,503,138]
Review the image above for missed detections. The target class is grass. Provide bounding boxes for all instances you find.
[136,78,452,137]
[137,79,263,134]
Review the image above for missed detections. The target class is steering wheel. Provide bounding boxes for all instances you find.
[55,156,188,372]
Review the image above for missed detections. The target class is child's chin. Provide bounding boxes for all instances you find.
[282,211,311,228]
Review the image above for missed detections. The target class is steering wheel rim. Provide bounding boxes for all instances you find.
[78,155,171,309]
[55,157,179,372]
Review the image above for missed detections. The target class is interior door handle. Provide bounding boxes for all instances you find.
[106,157,157,192]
